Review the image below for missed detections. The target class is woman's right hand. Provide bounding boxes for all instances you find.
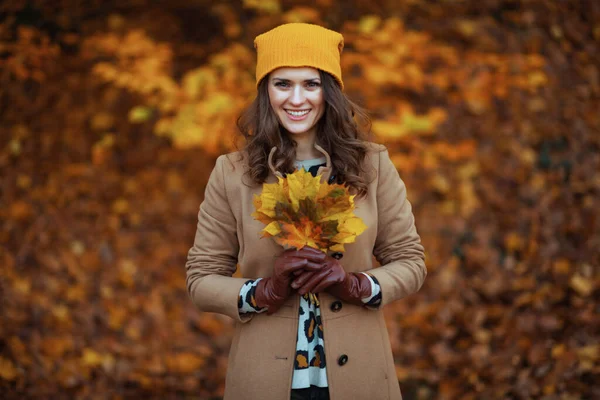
[255,247,326,314]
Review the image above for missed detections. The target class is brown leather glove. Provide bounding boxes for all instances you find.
[291,253,372,306]
[255,247,326,314]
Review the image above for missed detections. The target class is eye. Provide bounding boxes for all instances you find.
[274,81,289,88]
[306,81,321,88]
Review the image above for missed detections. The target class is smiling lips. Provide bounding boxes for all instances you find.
[285,109,310,120]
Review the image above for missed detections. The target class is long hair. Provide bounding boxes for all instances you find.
[236,70,373,198]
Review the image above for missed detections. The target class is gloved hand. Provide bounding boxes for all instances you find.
[255,247,326,314]
[291,253,372,306]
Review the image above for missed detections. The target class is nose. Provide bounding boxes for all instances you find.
[289,85,305,106]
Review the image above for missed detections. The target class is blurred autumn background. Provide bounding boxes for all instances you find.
[1,0,599,398]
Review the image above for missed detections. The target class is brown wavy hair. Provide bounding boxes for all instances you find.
[236,70,374,198]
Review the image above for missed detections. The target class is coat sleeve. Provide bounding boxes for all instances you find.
[367,148,427,307]
[185,155,252,323]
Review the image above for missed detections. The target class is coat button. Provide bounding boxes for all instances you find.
[330,301,342,312]
[338,354,348,366]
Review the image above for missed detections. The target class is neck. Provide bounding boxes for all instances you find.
[293,131,322,160]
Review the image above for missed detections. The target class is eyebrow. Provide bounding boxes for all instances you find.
[271,77,321,83]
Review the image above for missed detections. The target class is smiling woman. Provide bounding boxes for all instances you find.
[237,30,374,192]
[268,68,325,146]
[185,23,426,400]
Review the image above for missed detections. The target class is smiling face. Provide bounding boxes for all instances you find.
[267,67,325,141]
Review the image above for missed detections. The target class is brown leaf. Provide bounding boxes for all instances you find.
[0,357,19,380]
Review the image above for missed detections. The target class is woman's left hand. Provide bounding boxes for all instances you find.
[290,253,345,295]
[291,253,372,306]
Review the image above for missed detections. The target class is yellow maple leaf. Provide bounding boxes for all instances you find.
[251,194,273,224]
[287,168,321,212]
[333,217,367,244]
[330,243,345,253]
[316,184,354,219]
[318,197,355,222]
[253,177,288,218]
[263,221,281,237]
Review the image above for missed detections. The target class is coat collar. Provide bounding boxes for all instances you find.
[267,143,333,184]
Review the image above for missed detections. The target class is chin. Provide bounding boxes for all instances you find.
[285,128,310,135]
[281,123,315,135]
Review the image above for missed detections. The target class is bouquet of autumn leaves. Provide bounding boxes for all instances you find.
[252,168,367,253]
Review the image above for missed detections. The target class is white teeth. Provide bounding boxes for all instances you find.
[286,110,310,116]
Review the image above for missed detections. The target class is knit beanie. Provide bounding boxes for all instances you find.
[254,23,345,90]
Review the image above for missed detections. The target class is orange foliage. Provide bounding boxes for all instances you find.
[1,0,599,399]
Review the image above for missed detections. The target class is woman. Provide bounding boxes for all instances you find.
[185,23,426,400]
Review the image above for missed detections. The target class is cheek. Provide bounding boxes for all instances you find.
[268,90,286,109]
[309,96,324,117]
[307,92,324,109]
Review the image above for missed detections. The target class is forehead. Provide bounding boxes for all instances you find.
[270,67,320,80]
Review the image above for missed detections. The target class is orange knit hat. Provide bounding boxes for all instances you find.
[254,23,345,90]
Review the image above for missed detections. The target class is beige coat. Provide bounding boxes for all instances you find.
[185,142,426,400]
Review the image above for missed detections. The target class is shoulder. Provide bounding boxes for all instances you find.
[354,141,389,186]
[361,141,389,171]
[362,141,387,154]
[216,150,249,173]
[215,149,258,188]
